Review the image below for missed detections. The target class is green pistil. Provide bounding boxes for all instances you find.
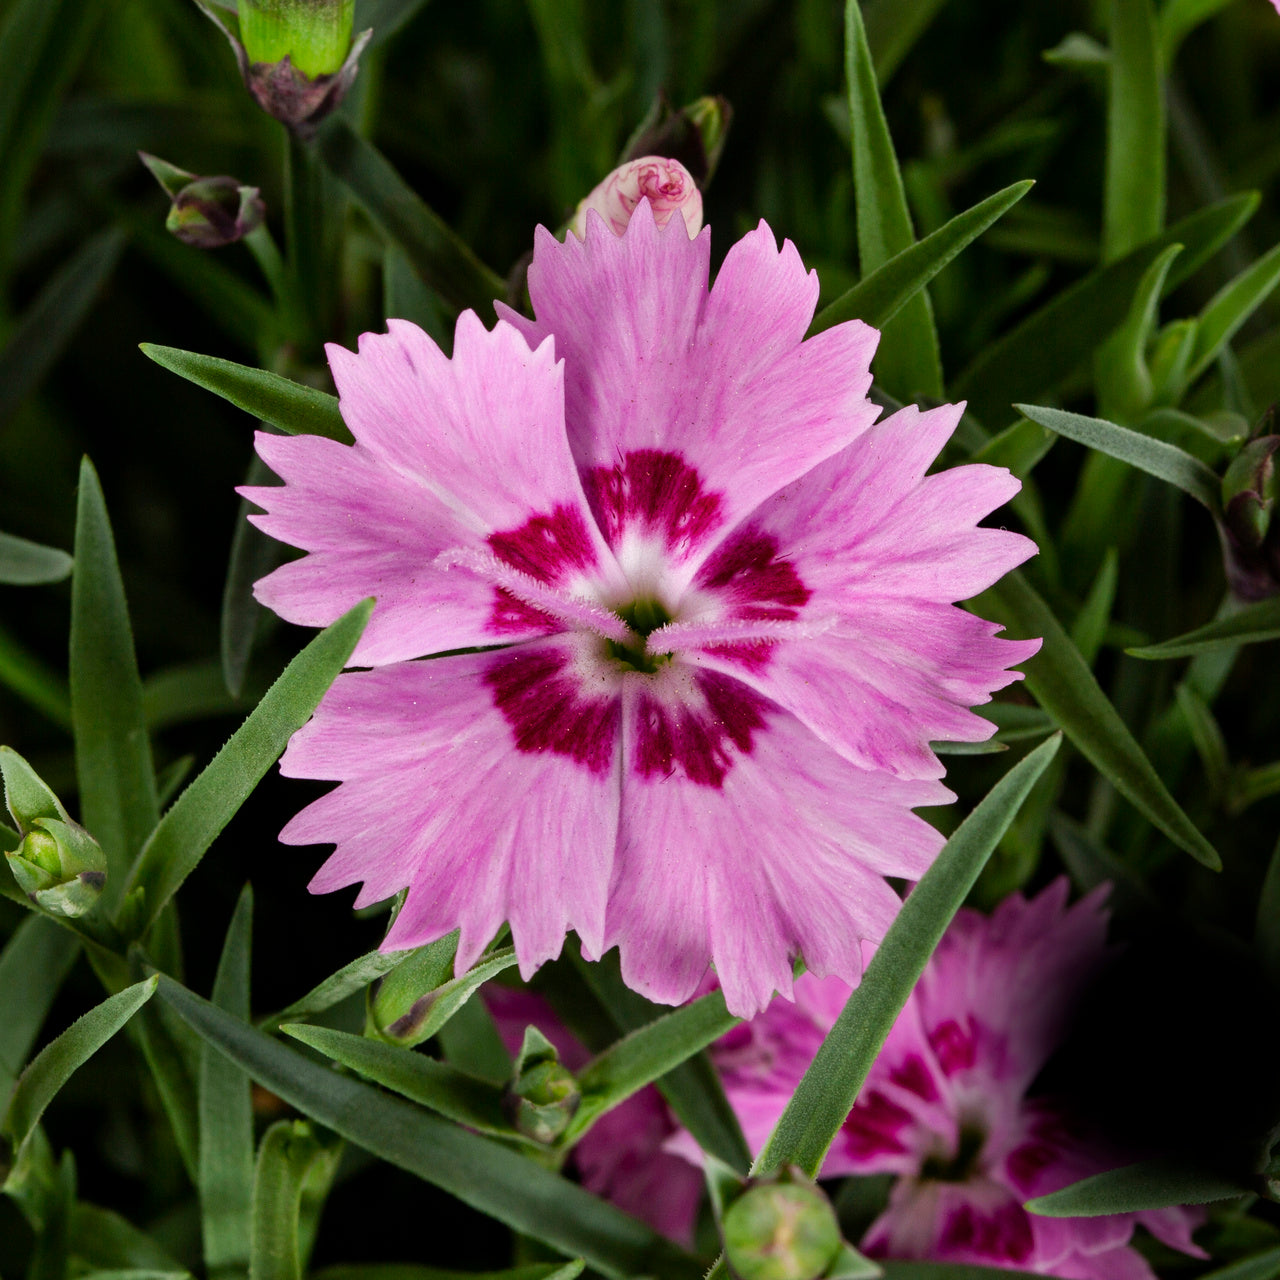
[607,597,674,673]
[920,1124,987,1183]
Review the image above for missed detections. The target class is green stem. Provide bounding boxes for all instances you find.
[283,130,324,355]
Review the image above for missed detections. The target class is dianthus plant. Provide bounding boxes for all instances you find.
[243,201,1038,1017]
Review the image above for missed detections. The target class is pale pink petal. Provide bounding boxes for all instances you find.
[242,314,623,665]
[605,675,949,1017]
[278,640,620,973]
[499,207,881,569]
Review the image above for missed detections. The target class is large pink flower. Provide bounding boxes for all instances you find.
[243,202,1037,1016]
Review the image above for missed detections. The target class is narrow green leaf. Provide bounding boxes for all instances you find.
[71,457,159,909]
[969,417,1056,479]
[200,886,254,1279]
[845,0,942,398]
[756,734,1060,1178]
[0,917,79,1101]
[0,532,72,586]
[314,1265,584,1280]
[139,346,351,444]
[156,977,703,1279]
[125,600,372,933]
[280,1024,516,1139]
[1175,683,1230,795]
[72,1202,190,1273]
[1070,548,1119,668]
[0,622,72,729]
[263,949,407,1030]
[1194,1248,1280,1280]
[130,989,201,1184]
[1026,1158,1248,1215]
[812,181,1033,335]
[572,950,751,1173]
[2,977,157,1165]
[315,119,505,316]
[372,944,519,1048]
[28,1150,76,1280]
[1128,596,1280,658]
[249,1120,341,1280]
[0,229,127,423]
[360,0,436,49]
[954,194,1259,424]
[1185,240,1280,387]
[435,994,512,1085]
[1104,0,1165,261]
[567,989,739,1144]
[143,661,247,732]
[1015,404,1221,510]
[977,571,1221,869]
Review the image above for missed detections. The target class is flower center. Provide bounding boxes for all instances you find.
[920,1122,988,1183]
[605,597,674,673]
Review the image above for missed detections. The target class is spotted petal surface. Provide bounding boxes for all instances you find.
[247,206,1040,1017]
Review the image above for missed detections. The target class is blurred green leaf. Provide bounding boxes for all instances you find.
[200,887,254,1280]
[571,949,751,1174]
[757,734,1061,1178]
[1026,1158,1248,1215]
[1185,240,1280,388]
[315,119,506,317]
[28,1150,76,1280]
[1070,548,1120,668]
[142,661,252,732]
[280,1024,516,1139]
[878,1266,1043,1280]
[139,346,351,444]
[977,571,1221,869]
[1256,836,1280,989]
[1104,0,1164,261]
[969,417,1056,479]
[845,0,942,399]
[1015,404,1222,509]
[0,917,79,1101]
[435,995,512,1085]
[1,978,157,1170]
[0,623,72,729]
[71,457,160,910]
[1128,596,1280,658]
[1160,0,1236,61]
[156,751,198,812]
[72,1202,191,1273]
[1175,683,1231,796]
[249,1120,341,1280]
[1195,1249,1280,1280]
[863,0,949,85]
[954,194,1259,424]
[0,230,127,425]
[130,993,201,1184]
[155,976,704,1279]
[360,0,436,48]
[813,181,1033,335]
[125,600,372,935]
[567,988,739,1145]
[0,533,72,586]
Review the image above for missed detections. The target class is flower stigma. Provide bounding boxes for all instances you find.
[605,596,674,673]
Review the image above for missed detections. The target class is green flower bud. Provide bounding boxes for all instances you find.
[239,0,355,78]
[1219,429,1280,601]
[1,748,106,918]
[192,0,370,138]
[505,1026,579,1145]
[722,1179,842,1280]
[140,153,265,250]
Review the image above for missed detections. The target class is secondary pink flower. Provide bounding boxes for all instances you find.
[570,156,702,239]
[678,883,1206,1277]
[243,202,1037,1016]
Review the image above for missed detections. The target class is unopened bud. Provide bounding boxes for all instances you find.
[140,154,265,249]
[1219,430,1280,601]
[192,0,370,138]
[505,1026,579,1144]
[1,748,106,918]
[570,156,703,241]
[722,1178,842,1280]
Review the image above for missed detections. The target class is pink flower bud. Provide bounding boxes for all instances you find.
[570,156,703,240]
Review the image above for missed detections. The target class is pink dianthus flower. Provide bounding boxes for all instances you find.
[243,201,1037,1017]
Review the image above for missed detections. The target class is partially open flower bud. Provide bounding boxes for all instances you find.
[622,94,733,186]
[570,156,703,240]
[192,0,370,137]
[504,1026,579,1144]
[722,1178,842,1280]
[140,153,265,249]
[1,747,106,918]
[1219,430,1280,601]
